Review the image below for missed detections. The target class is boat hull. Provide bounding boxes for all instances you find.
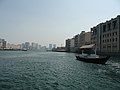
[76,56,110,64]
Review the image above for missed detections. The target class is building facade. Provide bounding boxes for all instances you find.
[65,31,91,52]
[74,34,80,51]
[25,42,30,50]
[91,15,120,53]
[0,39,6,49]
[79,31,91,47]
[101,15,120,53]
[70,38,75,52]
[65,39,70,52]
[91,24,101,51]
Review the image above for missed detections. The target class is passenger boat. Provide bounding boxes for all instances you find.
[21,48,27,51]
[76,44,110,64]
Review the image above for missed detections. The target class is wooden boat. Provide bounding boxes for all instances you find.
[76,55,110,64]
[75,44,110,64]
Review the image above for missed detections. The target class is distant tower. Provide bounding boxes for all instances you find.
[31,42,38,50]
[49,44,52,50]
[53,44,56,48]
[0,39,6,49]
[25,42,30,50]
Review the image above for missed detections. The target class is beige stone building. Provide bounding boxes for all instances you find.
[101,15,120,52]
[74,34,80,48]
[91,24,101,51]
[65,31,91,52]
[79,31,91,47]
[91,15,120,53]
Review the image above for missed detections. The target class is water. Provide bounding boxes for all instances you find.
[0,51,120,90]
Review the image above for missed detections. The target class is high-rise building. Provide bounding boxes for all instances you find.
[31,42,38,50]
[0,39,6,49]
[21,43,25,49]
[49,44,52,50]
[65,39,70,52]
[53,44,56,49]
[74,34,80,48]
[25,42,30,50]
[70,38,75,52]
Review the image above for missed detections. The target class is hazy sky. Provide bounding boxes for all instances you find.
[0,0,120,46]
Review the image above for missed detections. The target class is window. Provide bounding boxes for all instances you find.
[103,25,106,32]
[110,39,111,42]
[107,45,111,48]
[112,44,117,48]
[113,20,117,29]
[105,40,106,42]
[103,45,106,48]
[94,29,97,35]
[113,38,114,42]
[105,34,106,37]
[107,23,111,30]
[110,33,111,36]
[113,33,114,36]
[116,38,117,42]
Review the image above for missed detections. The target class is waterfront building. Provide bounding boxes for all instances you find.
[39,45,41,49]
[53,44,56,49]
[21,43,25,49]
[70,38,75,52]
[101,15,120,53]
[91,15,120,53]
[41,46,47,51]
[31,42,38,50]
[6,43,21,49]
[91,24,101,51]
[65,31,91,52]
[65,39,70,52]
[0,39,6,49]
[79,31,91,47]
[74,34,80,51]
[49,44,52,50]
[25,42,30,50]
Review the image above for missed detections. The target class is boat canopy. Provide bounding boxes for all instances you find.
[80,44,95,49]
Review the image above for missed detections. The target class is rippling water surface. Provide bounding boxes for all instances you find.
[0,51,120,90]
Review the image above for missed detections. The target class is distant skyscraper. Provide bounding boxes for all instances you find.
[21,43,25,49]
[53,44,56,48]
[0,39,6,49]
[39,45,41,49]
[25,42,30,50]
[49,44,52,50]
[31,42,38,50]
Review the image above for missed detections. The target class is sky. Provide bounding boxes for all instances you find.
[0,0,120,46]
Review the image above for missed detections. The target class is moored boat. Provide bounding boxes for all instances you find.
[76,55,110,64]
[75,44,110,64]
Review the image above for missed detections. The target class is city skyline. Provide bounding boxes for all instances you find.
[0,0,120,46]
